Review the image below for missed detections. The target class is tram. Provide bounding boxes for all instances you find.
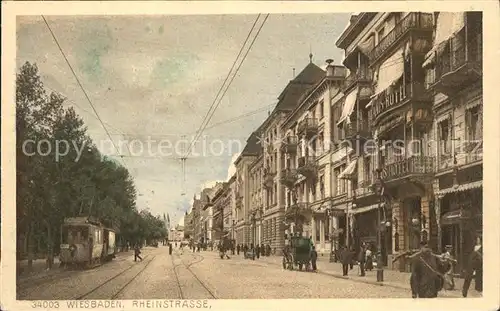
[59,216,117,268]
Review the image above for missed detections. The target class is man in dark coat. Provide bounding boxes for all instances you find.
[462,237,483,297]
[134,244,143,262]
[358,243,366,276]
[256,244,261,259]
[349,246,355,270]
[237,244,240,255]
[311,245,318,272]
[169,243,173,255]
[410,242,445,298]
[340,246,351,276]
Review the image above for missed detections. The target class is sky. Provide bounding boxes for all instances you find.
[16,13,350,227]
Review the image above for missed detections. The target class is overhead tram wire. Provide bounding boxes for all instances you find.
[42,16,129,169]
[183,13,270,159]
[182,14,263,160]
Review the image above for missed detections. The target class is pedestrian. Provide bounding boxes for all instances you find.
[256,244,260,259]
[358,243,366,276]
[169,242,173,255]
[134,244,143,262]
[462,236,483,297]
[441,245,457,290]
[266,244,271,256]
[410,241,445,298]
[311,245,318,272]
[349,246,355,270]
[365,245,373,271]
[340,246,351,276]
[236,244,240,255]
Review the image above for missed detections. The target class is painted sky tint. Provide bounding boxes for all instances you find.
[16,14,350,226]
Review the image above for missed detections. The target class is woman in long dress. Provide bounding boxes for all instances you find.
[365,245,374,271]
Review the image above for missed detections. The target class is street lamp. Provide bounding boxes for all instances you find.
[374,167,385,282]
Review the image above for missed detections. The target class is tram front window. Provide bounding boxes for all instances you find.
[61,226,89,244]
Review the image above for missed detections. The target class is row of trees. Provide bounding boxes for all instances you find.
[16,62,167,270]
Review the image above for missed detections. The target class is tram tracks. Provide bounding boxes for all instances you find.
[171,252,217,299]
[75,255,156,300]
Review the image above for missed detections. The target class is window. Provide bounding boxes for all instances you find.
[319,100,324,119]
[320,175,325,199]
[466,106,480,141]
[364,156,372,185]
[439,119,451,157]
[335,166,346,195]
[318,132,324,154]
[377,27,385,44]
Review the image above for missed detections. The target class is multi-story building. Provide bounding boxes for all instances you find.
[335,11,482,272]
[211,182,228,243]
[423,12,482,275]
[249,148,264,245]
[280,60,346,255]
[184,210,193,239]
[259,59,326,255]
[336,12,437,268]
[226,175,237,241]
[234,132,261,245]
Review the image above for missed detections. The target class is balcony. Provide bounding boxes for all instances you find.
[344,119,371,143]
[280,168,298,188]
[343,67,372,93]
[354,179,374,198]
[297,156,317,178]
[381,156,434,183]
[263,169,276,189]
[369,81,431,125]
[427,33,482,96]
[280,135,298,154]
[297,118,319,138]
[368,12,433,63]
[285,202,313,224]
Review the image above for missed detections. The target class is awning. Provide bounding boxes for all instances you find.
[337,88,358,126]
[424,12,465,67]
[349,203,379,215]
[339,159,357,179]
[435,180,482,197]
[372,48,404,98]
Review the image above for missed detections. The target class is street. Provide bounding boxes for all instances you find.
[17,246,475,300]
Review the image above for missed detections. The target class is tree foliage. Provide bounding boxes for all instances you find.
[16,62,167,261]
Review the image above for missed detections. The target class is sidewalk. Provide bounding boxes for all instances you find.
[257,255,482,298]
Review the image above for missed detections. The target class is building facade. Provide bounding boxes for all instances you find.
[334,11,482,271]
[424,12,482,274]
[280,61,346,255]
[249,151,264,246]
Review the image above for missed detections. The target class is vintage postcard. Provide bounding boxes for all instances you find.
[1,1,499,311]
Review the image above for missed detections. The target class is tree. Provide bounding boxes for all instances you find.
[16,62,164,272]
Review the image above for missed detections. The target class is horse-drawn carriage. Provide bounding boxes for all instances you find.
[282,236,313,271]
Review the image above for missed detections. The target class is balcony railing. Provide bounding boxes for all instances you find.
[263,169,276,188]
[345,119,371,140]
[280,168,298,188]
[280,135,299,154]
[382,156,434,182]
[427,31,482,94]
[297,118,319,137]
[370,81,430,122]
[297,156,317,178]
[368,12,433,62]
[343,67,372,92]
[354,179,374,198]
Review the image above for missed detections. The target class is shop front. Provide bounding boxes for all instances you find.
[436,183,482,276]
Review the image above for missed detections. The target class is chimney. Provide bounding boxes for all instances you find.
[325,59,334,77]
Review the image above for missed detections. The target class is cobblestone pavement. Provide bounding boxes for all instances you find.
[17,247,482,299]
[253,254,482,298]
